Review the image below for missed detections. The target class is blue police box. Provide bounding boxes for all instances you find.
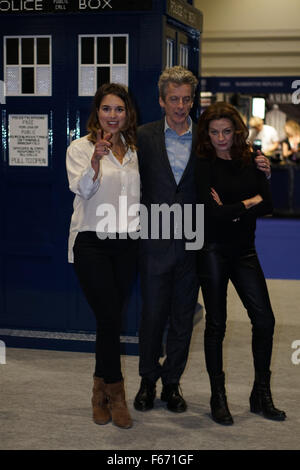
[0,0,202,353]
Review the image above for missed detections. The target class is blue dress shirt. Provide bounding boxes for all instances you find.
[164,117,193,185]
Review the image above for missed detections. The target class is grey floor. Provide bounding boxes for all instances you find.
[1,279,300,451]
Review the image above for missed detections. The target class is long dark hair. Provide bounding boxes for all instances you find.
[87,83,137,150]
[196,102,251,164]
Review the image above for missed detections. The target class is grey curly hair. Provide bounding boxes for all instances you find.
[158,66,198,101]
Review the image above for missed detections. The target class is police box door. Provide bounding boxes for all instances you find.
[0,10,140,343]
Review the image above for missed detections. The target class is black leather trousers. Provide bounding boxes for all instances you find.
[198,242,275,377]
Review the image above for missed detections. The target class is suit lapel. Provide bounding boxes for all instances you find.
[154,119,178,186]
[177,122,196,187]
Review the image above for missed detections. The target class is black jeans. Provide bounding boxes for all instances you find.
[198,242,275,377]
[73,232,138,383]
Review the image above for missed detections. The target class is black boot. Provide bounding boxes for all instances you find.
[209,372,233,425]
[250,371,286,421]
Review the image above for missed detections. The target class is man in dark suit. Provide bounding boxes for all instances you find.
[134,66,200,413]
[134,66,271,414]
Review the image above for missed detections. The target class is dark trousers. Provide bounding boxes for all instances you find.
[198,242,275,377]
[73,231,138,383]
[138,240,199,385]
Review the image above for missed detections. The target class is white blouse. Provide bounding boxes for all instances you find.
[66,135,140,262]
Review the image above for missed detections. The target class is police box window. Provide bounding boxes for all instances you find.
[180,44,189,69]
[4,36,51,96]
[166,39,174,68]
[79,35,128,96]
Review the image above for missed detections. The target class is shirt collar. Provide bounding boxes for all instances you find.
[164,116,193,136]
[107,133,134,165]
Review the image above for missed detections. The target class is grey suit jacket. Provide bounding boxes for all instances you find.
[137,118,198,251]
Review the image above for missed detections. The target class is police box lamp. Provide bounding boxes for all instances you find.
[252,97,266,120]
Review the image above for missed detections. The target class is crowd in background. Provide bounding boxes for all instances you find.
[248,115,300,164]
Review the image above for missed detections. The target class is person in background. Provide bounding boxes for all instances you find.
[282,120,300,162]
[66,83,140,429]
[249,116,279,156]
[195,102,286,426]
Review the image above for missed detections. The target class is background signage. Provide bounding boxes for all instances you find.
[0,0,153,14]
[9,115,48,166]
[167,0,202,30]
[202,76,300,94]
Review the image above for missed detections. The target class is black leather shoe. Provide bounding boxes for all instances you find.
[134,378,156,411]
[161,383,187,413]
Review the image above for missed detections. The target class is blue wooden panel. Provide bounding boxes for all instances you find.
[5,182,53,243]
[0,4,201,352]
[270,166,290,211]
[292,166,300,212]
[4,254,68,330]
[256,218,300,280]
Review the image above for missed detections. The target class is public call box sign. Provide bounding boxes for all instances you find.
[0,0,153,13]
[8,115,48,166]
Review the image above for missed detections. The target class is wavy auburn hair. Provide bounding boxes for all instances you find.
[196,102,251,164]
[86,83,137,150]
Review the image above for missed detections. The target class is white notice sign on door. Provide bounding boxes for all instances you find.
[9,115,48,166]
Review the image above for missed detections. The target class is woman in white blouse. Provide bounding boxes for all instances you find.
[66,83,140,429]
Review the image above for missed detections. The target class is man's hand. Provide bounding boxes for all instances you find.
[242,194,263,209]
[255,151,271,178]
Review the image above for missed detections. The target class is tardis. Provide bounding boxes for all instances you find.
[0,0,203,353]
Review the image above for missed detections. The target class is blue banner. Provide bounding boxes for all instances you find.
[201,76,300,94]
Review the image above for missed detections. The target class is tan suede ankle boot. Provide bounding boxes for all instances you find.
[92,377,111,425]
[105,380,132,429]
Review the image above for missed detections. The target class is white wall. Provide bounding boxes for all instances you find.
[194,0,300,76]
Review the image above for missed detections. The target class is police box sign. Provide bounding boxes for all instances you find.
[0,0,152,13]
[9,115,48,167]
[167,0,202,30]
